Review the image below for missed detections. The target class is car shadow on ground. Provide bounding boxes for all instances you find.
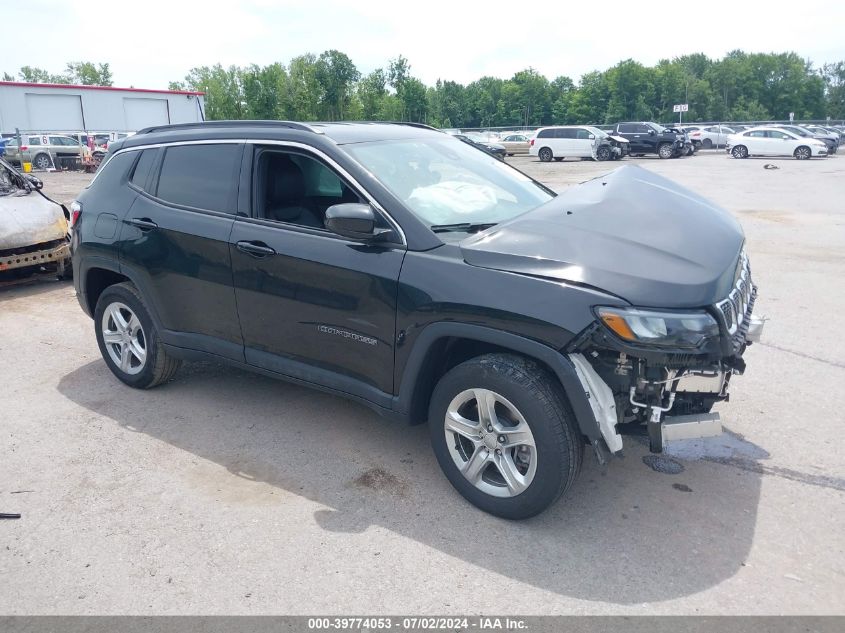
[57,358,763,605]
[0,276,69,300]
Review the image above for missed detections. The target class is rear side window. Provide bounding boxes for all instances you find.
[155,143,242,213]
[130,149,157,190]
[537,129,553,139]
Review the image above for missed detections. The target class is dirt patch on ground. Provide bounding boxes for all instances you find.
[350,467,408,497]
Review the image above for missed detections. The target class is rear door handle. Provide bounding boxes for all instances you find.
[125,217,158,231]
[236,240,276,257]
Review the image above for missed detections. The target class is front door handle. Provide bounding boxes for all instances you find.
[236,240,276,257]
[125,217,158,231]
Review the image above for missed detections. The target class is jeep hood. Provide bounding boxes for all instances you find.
[460,165,744,308]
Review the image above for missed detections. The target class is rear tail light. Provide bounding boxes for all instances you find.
[529,138,535,146]
[20,145,28,151]
[69,201,82,228]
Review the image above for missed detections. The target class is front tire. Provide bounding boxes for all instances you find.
[538,147,553,162]
[794,146,811,160]
[94,282,181,389]
[33,153,52,170]
[429,354,583,520]
[595,146,611,161]
[657,143,674,159]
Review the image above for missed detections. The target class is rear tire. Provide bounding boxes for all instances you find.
[702,138,713,149]
[429,353,583,520]
[94,282,181,389]
[538,147,553,162]
[731,145,748,159]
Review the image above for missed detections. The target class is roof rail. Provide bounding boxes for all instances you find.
[307,120,444,133]
[135,120,318,135]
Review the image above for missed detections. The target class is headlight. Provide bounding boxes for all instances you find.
[596,307,720,348]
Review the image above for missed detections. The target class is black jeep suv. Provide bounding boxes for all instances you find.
[71,121,762,519]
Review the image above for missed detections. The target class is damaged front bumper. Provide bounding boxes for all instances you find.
[565,268,764,457]
[0,238,70,272]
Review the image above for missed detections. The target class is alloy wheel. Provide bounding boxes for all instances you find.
[794,147,810,160]
[101,301,147,375]
[444,388,537,498]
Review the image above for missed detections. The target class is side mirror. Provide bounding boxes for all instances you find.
[325,203,390,242]
[588,134,595,140]
[648,129,656,136]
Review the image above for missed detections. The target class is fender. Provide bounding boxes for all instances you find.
[76,255,166,328]
[393,322,602,443]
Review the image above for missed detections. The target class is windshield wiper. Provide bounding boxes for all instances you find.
[430,222,498,234]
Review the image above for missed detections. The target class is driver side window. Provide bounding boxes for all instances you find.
[255,149,364,230]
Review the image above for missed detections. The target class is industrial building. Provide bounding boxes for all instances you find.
[0,81,205,135]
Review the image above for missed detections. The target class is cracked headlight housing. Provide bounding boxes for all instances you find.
[596,307,720,349]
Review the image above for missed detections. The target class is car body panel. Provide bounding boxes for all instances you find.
[230,217,406,395]
[0,190,68,250]
[1,157,70,273]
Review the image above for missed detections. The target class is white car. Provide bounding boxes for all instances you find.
[726,127,828,160]
[689,125,736,149]
[529,125,618,161]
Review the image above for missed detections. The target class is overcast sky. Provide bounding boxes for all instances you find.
[4,0,844,89]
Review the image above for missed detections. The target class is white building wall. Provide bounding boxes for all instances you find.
[0,83,205,134]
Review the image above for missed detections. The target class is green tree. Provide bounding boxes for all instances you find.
[17,66,69,84]
[315,50,360,120]
[285,54,322,120]
[241,63,286,120]
[65,62,113,86]
[822,61,845,119]
[357,69,388,120]
[179,64,245,120]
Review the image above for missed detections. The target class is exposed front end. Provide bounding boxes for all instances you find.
[567,249,763,455]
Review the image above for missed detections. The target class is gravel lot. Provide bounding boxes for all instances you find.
[2,151,844,614]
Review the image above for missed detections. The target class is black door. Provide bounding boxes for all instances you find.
[620,123,650,153]
[118,143,245,361]
[230,146,405,403]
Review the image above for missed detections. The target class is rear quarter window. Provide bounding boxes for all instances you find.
[86,151,137,190]
[154,143,242,213]
[129,149,158,190]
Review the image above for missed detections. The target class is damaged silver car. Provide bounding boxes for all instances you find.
[0,157,71,279]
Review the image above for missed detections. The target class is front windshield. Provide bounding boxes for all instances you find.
[345,137,553,227]
[585,126,608,138]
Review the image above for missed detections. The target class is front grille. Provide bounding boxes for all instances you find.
[715,250,756,343]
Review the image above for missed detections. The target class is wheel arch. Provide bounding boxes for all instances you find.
[80,261,163,332]
[394,323,600,444]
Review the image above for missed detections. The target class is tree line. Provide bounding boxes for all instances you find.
[6,53,845,126]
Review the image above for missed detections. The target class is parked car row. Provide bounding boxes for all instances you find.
[678,123,843,153]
